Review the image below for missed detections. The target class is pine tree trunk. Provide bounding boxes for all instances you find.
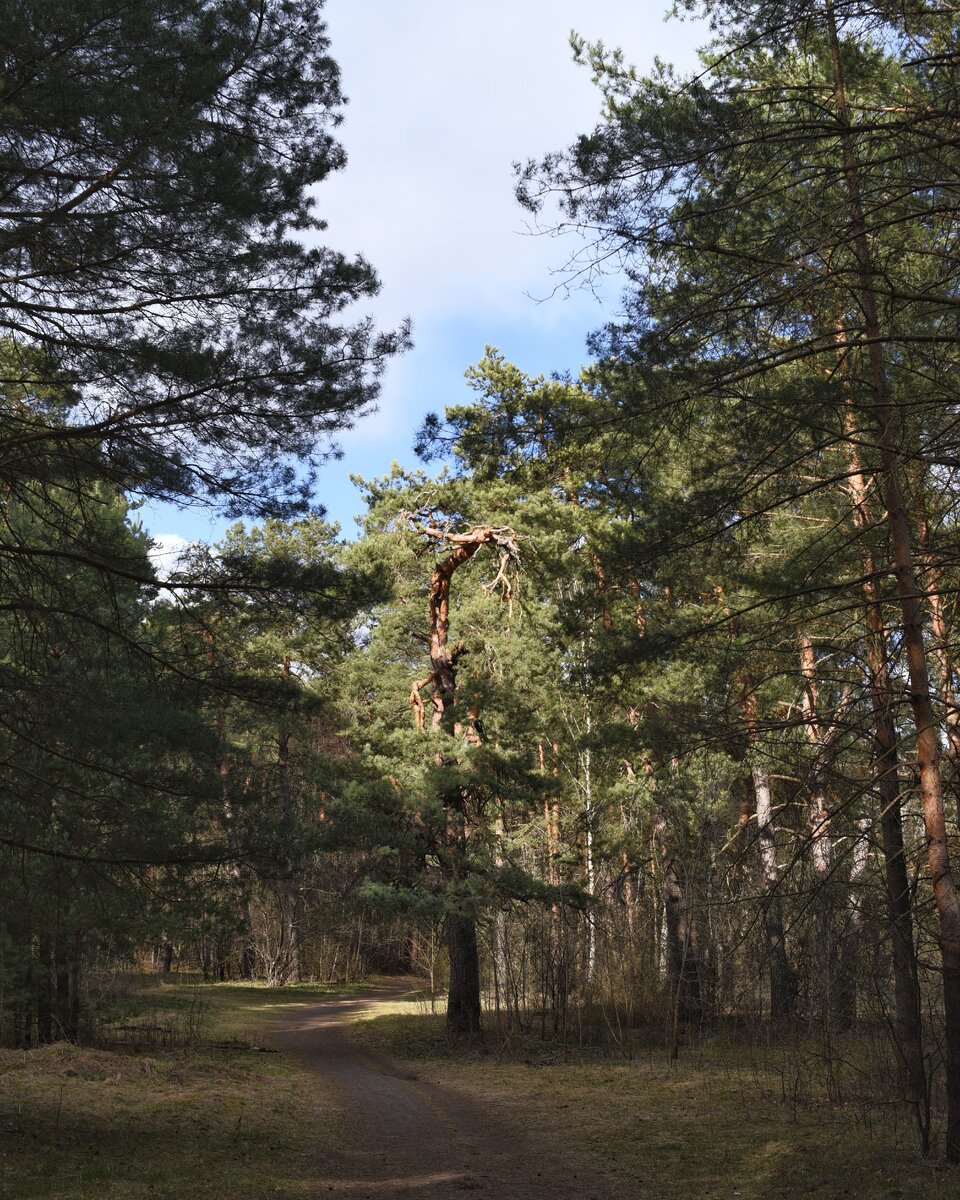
[446,912,482,1035]
[839,341,927,1135]
[492,808,511,1023]
[654,810,701,1028]
[582,722,596,985]
[67,929,81,1041]
[36,935,54,1044]
[826,1,957,1155]
[206,628,256,980]
[21,941,34,1049]
[55,937,70,1039]
[543,741,565,1031]
[917,499,960,824]
[409,524,519,1037]
[752,763,794,1019]
[278,662,303,985]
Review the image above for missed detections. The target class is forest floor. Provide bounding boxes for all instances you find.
[0,977,353,1198]
[272,978,609,1198]
[344,987,960,1200]
[1,977,959,1198]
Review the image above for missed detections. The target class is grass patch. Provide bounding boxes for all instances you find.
[349,996,960,1199]
[349,992,464,1060]
[0,977,356,1199]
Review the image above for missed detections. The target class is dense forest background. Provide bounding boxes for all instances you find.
[9,0,960,1167]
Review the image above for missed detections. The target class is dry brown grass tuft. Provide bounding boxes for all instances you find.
[0,981,347,1199]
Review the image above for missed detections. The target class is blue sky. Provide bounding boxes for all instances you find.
[143,1,709,565]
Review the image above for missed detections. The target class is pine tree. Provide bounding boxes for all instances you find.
[0,0,406,519]
[517,3,957,1149]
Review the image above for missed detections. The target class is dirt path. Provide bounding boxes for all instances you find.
[272,981,609,1199]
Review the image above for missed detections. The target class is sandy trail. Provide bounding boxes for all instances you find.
[272,981,607,1200]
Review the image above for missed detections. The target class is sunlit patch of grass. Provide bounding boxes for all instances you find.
[0,977,352,1199]
[348,990,462,1060]
[349,995,960,1199]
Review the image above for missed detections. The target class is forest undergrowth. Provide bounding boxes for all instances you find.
[3,973,960,1198]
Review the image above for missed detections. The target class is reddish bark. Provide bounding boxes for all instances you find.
[840,374,927,1128]
[827,2,955,1154]
[916,498,960,824]
[409,523,520,1037]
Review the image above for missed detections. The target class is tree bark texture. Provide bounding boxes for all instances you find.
[916,498,960,825]
[445,912,482,1035]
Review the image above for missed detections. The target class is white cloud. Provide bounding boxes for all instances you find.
[140,3,712,541]
[318,0,708,329]
[148,533,192,580]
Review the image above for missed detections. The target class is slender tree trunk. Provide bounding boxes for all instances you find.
[67,928,81,1040]
[653,807,701,1030]
[541,740,565,1031]
[36,934,54,1044]
[55,936,70,1039]
[278,732,302,983]
[222,784,256,981]
[742,687,794,1018]
[645,753,703,1029]
[278,655,302,984]
[158,938,174,974]
[22,942,35,1049]
[753,763,795,1020]
[799,635,838,1026]
[837,817,871,1028]
[826,2,957,1155]
[205,627,256,979]
[442,777,483,1035]
[583,714,596,985]
[492,806,511,1024]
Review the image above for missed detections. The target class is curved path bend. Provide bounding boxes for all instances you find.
[273,981,606,1200]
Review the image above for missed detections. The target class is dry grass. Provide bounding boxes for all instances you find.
[7,980,958,1198]
[349,995,960,1199]
[0,979,353,1199]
